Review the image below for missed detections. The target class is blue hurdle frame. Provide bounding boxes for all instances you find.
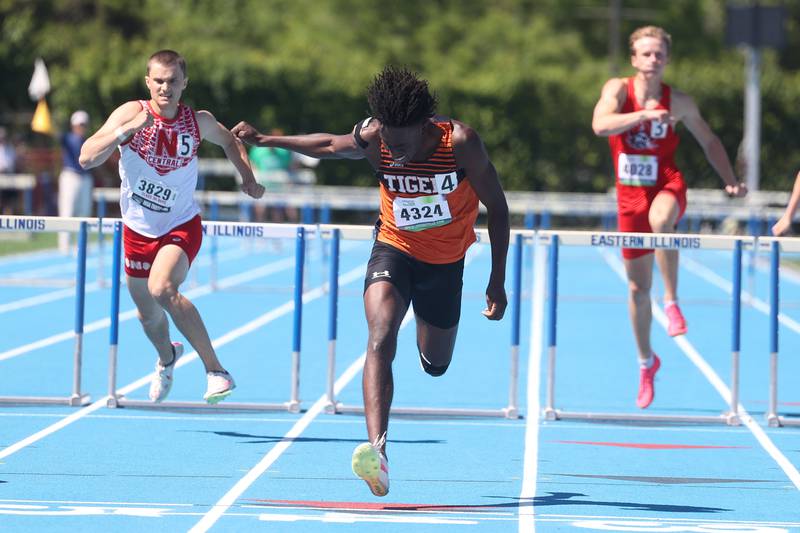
[322,226,527,419]
[0,216,93,406]
[540,229,751,425]
[764,237,800,427]
[106,221,310,412]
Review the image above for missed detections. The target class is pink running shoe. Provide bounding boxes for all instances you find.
[665,303,688,337]
[636,354,661,409]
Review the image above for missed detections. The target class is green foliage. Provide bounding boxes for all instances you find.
[2,0,799,192]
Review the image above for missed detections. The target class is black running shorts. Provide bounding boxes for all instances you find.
[363,241,464,329]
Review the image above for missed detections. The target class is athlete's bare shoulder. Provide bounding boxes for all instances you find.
[449,117,480,147]
[354,116,381,145]
[600,77,628,102]
[99,100,146,130]
[668,88,699,121]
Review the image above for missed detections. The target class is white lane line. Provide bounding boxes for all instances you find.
[683,255,800,335]
[0,244,262,313]
[600,249,800,491]
[0,256,296,362]
[0,263,366,462]
[519,235,545,532]
[189,246,488,532]
[0,282,101,314]
[188,307,416,533]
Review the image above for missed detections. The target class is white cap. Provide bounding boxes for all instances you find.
[70,110,89,126]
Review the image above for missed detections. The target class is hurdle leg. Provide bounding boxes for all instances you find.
[70,222,91,406]
[107,223,123,408]
[767,241,781,427]
[725,240,743,425]
[503,234,523,418]
[325,229,341,413]
[287,226,305,413]
[543,236,559,420]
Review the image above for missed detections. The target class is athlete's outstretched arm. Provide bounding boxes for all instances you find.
[453,123,509,321]
[80,101,150,169]
[230,121,365,160]
[675,92,746,198]
[197,111,264,199]
[772,171,800,236]
[591,78,671,137]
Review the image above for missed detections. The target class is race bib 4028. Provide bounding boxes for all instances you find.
[617,153,658,186]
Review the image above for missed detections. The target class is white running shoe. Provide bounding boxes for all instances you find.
[149,342,183,402]
[204,371,236,404]
[352,433,389,497]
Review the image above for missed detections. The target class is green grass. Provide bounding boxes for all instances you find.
[0,233,58,256]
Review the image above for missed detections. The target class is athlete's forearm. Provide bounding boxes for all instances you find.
[222,137,257,185]
[703,137,738,187]
[80,129,128,169]
[592,111,648,137]
[486,206,510,287]
[257,133,345,159]
[782,173,800,221]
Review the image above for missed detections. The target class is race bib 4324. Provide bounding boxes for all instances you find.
[392,195,452,232]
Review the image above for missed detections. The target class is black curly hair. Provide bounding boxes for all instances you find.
[366,66,437,127]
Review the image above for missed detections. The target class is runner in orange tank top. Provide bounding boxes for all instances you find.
[592,26,746,410]
[232,66,510,497]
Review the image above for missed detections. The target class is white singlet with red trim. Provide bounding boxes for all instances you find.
[118,100,202,238]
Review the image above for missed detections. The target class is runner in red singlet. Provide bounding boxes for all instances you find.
[592,26,746,409]
[80,50,264,405]
[232,66,509,497]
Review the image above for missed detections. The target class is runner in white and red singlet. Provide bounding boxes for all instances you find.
[592,26,746,410]
[80,50,264,404]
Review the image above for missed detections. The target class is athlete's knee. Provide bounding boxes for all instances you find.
[418,347,452,377]
[148,279,179,308]
[419,351,450,377]
[628,281,651,305]
[367,324,399,362]
[649,216,674,233]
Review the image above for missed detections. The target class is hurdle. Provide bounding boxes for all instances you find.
[540,229,753,425]
[0,215,94,406]
[106,221,312,412]
[321,225,529,419]
[763,237,800,427]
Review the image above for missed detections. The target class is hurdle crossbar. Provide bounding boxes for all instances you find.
[0,216,94,406]
[539,229,753,425]
[762,237,800,427]
[321,225,531,419]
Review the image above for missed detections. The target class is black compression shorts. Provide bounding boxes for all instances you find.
[363,241,464,329]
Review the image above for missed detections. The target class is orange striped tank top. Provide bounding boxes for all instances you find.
[376,120,479,264]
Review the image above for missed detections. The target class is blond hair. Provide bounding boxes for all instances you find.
[629,26,672,56]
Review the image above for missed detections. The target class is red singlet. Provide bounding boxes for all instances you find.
[609,78,687,259]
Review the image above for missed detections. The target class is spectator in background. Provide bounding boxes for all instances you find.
[58,110,93,253]
[248,129,295,223]
[0,126,19,214]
